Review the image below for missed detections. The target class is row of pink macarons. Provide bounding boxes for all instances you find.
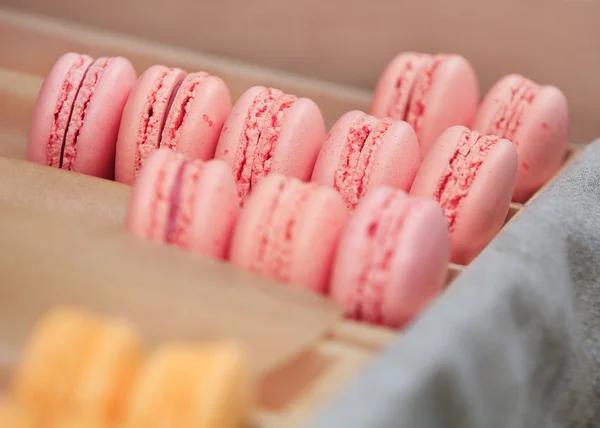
[27,52,569,264]
[126,148,450,329]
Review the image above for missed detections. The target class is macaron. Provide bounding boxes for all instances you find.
[311,110,420,211]
[370,52,479,157]
[123,342,250,428]
[229,173,348,293]
[126,148,239,259]
[329,187,449,329]
[12,308,141,425]
[115,65,232,184]
[214,86,326,204]
[472,74,570,202]
[410,125,517,264]
[27,53,136,178]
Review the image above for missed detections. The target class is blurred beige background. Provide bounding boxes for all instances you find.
[0,0,599,142]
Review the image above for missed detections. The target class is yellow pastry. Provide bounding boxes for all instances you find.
[0,399,33,427]
[124,342,250,428]
[50,416,113,428]
[12,307,102,423]
[68,319,141,423]
[12,308,142,425]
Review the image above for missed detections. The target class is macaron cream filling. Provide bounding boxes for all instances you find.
[62,58,111,171]
[352,191,411,324]
[134,68,186,174]
[490,79,540,144]
[434,131,500,231]
[233,88,296,201]
[251,178,314,283]
[47,54,94,168]
[334,115,393,210]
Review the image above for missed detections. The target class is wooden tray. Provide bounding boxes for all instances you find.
[0,7,586,427]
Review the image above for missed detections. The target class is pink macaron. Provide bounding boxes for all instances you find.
[472,74,569,202]
[370,52,479,157]
[229,173,348,293]
[214,86,326,204]
[311,110,420,211]
[126,148,239,259]
[115,65,232,184]
[410,125,517,264]
[28,53,137,178]
[329,187,449,329]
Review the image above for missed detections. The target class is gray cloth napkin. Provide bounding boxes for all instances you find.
[306,140,600,428]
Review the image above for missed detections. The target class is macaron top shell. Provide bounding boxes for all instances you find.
[229,174,348,293]
[410,126,517,264]
[126,148,239,259]
[370,53,479,158]
[215,86,326,204]
[159,73,232,161]
[311,110,420,210]
[66,57,137,178]
[28,53,136,178]
[329,187,449,329]
[473,74,569,202]
[266,97,326,186]
[187,160,240,258]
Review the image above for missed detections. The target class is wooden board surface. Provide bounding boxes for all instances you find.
[0,203,345,380]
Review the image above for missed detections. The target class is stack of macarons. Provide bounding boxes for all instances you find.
[24,51,571,327]
[3,307,250,428]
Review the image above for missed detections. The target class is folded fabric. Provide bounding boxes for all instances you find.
[306,139,600,428]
